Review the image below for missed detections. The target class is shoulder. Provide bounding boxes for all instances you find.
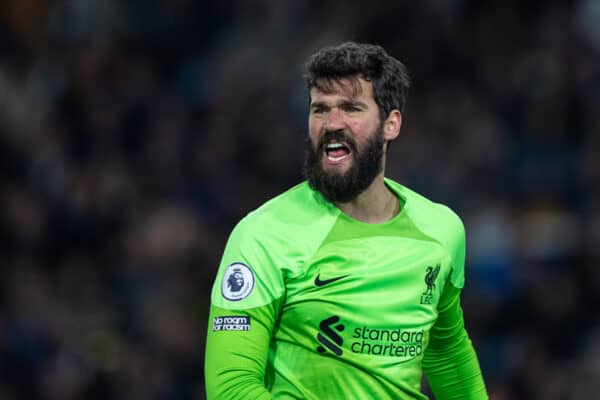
[220,182,343,286]
[386,178,464,240]
[386,178,466,269]
[229,181,340,253]
[237,181,333,229]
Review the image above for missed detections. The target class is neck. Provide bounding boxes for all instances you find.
[335,174,399,224]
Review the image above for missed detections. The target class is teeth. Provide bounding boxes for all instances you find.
[326,143,344,150]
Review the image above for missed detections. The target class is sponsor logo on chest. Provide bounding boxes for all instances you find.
[315,315,424,359]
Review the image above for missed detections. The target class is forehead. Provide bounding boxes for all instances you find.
[310,77,375,102]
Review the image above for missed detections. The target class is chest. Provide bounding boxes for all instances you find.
[282,236,451,328]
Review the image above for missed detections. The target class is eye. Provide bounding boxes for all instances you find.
[342,103,362,113]
[311,106,326,114]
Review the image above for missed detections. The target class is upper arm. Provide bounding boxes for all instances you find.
[205,220,285,399]
[446,207,466,289]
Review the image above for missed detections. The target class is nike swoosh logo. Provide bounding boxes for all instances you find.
[314,274,349,287]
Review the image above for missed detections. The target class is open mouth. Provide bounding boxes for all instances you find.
[324,142,351,162]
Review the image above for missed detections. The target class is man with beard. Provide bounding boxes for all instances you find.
[205,42,487,399]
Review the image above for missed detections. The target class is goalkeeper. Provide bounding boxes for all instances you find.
[205,42,488,399]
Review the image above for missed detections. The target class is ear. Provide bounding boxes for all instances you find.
[383,110,402,141]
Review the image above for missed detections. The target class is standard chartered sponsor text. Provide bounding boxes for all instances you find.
[351,326,424,357]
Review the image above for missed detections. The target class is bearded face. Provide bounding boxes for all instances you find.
[303,123,385,204]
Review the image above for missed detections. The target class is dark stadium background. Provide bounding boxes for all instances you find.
[1,1,598,399]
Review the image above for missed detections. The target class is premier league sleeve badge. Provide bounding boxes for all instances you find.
[221,262,255,301]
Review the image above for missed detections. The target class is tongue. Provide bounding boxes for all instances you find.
[328,149,348,158]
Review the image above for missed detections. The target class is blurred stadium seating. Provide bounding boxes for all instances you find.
[0,0,599,398]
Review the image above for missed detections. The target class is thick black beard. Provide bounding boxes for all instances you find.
[303,126,385,204]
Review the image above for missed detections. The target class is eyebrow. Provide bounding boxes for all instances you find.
[310,99,369,109]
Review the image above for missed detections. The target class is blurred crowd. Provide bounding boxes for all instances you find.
[0,0,599,399]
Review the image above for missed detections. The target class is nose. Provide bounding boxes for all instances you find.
[323,108,346,131]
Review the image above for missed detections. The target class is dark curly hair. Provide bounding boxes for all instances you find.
[304,42,411,121]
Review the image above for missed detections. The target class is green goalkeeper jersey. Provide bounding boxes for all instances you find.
[205,179,488,399]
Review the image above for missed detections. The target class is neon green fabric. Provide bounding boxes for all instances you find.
[205,179,487,399]
[423,284,487,398]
